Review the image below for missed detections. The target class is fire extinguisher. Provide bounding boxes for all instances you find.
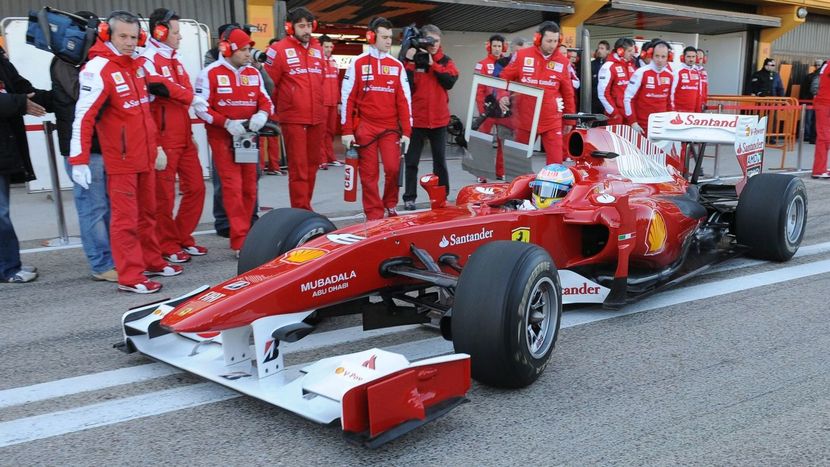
[343,144,359,202]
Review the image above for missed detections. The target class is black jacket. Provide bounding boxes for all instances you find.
[50,57,101,157]
[590,58,605,114]
[748,69,784,97]
[0,56,51,183]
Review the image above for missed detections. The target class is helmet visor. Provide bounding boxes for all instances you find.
[531,180,571,200]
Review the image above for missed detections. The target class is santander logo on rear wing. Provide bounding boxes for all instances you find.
[647,112,763,145]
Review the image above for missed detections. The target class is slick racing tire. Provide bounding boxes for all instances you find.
[452,241,562,388]
[736,173,807,262]
[238,208,336,274]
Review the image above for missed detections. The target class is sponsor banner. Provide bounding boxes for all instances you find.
[558,270,610,304]
[648,112,758,144]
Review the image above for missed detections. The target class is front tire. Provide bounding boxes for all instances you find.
[452,241,562,388]
[736,174,807,261]
[238,208,336,274]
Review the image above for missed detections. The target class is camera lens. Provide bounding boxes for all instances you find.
[243,140,252,149]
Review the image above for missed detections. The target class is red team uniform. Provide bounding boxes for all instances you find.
[341,48,412,220]
[813,61,830,177]
[474,53,506,178]
[597,52,636,124]
[321,54,340,166]
[500,45,575,164]
[623,61,673,135]
[671,62,702,112]
[264,35,326,210]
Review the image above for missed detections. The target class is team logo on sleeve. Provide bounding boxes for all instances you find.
[111,72,125,84]
[217,75,231,86]
[286,48,297,58]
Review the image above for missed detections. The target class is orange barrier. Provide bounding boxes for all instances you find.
[705,95,800,169]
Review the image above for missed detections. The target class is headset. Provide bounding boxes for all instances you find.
[152,9,176,42]
[217,24,242,58]
[649,40,674,62]
[366,17,382,45]
[533,21,561,49]
[613,38,636,57]
[697,50,707,65]
[98,10,147,46]
[486,41,491,54]
[284,18,317,37]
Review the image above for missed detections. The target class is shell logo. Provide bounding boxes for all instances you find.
[335,367,345,374]
[646,211,667,255]
[280,248,328,264]
[175,307,194,317]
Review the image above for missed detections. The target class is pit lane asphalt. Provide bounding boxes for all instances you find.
[2,176,830,465]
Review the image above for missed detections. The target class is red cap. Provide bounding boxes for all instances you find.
[224,28,255,54]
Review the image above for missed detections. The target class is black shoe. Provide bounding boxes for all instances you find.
[216,227,230,238]
[404,200,416,210]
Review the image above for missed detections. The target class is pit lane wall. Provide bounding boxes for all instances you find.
[0,17,212,192]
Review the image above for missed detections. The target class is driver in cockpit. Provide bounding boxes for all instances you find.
[517,163,575,210]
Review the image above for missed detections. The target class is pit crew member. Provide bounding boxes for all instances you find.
[341,17,412,220]
[139,8,209,264]
[70,10,182,294]
[597,37,637,125]
[402,24,458,211]
[623,41,673,135]
[319,34,342,170]
[670,46,702,112]
[473,34,507,183]
[696,49,708,109]
[812,59,830,179]
[264,7,326,210]
[499,21,576,164]
[194,27,273,256]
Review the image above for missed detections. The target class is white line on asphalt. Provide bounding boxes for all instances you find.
[3,258,830,447]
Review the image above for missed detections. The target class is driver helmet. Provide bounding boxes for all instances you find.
[530,164,575,209]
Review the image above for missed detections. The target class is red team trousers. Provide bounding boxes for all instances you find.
[209,135,257,251]
[814,105,830,175]
[155,139,205,254]
[320,105,338,164]
[515,128,564,164]
[108,171,168,285]
[282,122,324,210]
[355,122,401,220]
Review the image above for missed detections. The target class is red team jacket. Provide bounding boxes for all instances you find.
[322,56,339,107]
[499,46,576,133]
[405,48,459,129]
[474,54,499,113]
[264,36,325,125]
[194,56,274,137]
[597,53,636,118]
[671,63,701,112]
[137,38,195,148]
[697,66,709,110]
[340,48,412,137]
[70,41,158,173]
[815,61,830,105]
[623,61,673,127]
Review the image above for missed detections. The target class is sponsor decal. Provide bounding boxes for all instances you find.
[647,76,654,84]
[553,62,563,73]
[115,84,130,93]
[439,227,494,248]
[301,270,356,297]
[286,48,297,58]
[217,99,257,107]
[241,74,259,86]
[487,63,494,73]
[475,187,495,195]
[136,68,144,78]
[562,283,603,295]
[645,211,667,255]
[81,85,92,92]
[177,65,184,75]
[281,247,328,264]
[596,193,616,204]
[475,63,482,71]
[82,71,94,80]
[511,227,530,243]
[152,308,163,316]
[335,366,364,382]
[266,48,277,59]
[217,75,231,86]
[111,72,125,84]
[618,232,635,241]
[216,87,232,94]
[362,355,377,369]
[161,66,171,77]
[200,291,226,303]
[286,57,300,65]
[262,339,280,363]
[309,48,321,58]
[361,64,372,75]
[524,57,534,67]
[220,371,251,380]
[670,114,738,128]
[746,153,762,166]
[175,307,194,317]
[326,233,366,245]
[661,77,671,85]
[223,280,250,291]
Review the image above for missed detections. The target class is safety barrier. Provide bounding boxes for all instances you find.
[704,95,801,169]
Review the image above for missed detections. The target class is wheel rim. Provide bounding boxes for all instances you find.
[785,194,806,245]
[524,276,559,359]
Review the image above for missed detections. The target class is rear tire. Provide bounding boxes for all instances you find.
[452,241,562,388]
[736,174,807,261]
[238,208,336,274]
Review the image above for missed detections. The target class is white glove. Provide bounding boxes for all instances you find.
[556,97,565,112]
[400,135,410,153]
[155,147,168,171]
[341,134,355,148]
[249,111,268,132]
[225,119,247,137]
[631,122,644,134]
[190,95,209,114]
[72,164,91,190]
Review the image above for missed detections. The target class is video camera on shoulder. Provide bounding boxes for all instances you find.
[399,24,436,70]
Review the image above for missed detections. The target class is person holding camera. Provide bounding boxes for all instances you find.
[474,34,507,182]
[499,21,575,165]
[264,7,326,211]
[341,17,412,219]
[138,8,209,264]
[401,24,458,210]
[194,27,273,256]
[70,11,182,293]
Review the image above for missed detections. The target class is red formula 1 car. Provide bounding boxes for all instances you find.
[122,113,807,447]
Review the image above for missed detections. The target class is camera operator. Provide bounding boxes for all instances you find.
[401,24,458,210]
[264,7,326,211]
[138,8,209,264]
[194,27,273,257]
[499,21,575,164]
[474,34,507,183]
[341,17,412,219]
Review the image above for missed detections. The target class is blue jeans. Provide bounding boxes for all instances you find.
[64,155,114,274]
[0,174,22,280]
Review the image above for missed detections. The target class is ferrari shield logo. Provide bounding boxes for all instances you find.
[281,247,328,264]
[645,211,667,255]
[511,227,531,243]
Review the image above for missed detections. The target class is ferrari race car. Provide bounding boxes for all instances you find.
[121,111,807,447]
